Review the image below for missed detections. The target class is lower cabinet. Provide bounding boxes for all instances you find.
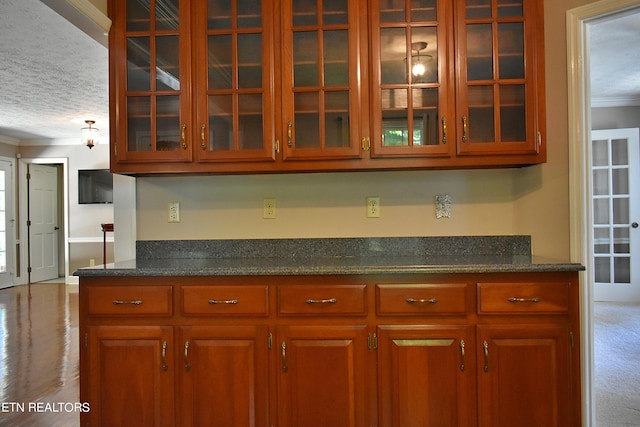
[80,272,581,426]
[85,325,175,427]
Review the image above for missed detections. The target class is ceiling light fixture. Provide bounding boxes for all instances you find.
[81,120,99,149]
[411,41,433,77]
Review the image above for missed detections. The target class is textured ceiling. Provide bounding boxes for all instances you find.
[589,9,640,108]
[0,1,638,143]
[0,0,109,142]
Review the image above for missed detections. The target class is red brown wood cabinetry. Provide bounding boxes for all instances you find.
[108,0,545,175]
[79,271,580,426]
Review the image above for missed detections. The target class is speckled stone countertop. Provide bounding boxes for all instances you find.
[74,236,584,277]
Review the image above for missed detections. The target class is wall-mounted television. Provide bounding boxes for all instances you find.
[78,169,113,204]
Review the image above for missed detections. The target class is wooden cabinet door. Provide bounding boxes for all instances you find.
[85,325,174,427]
[477,324,573,427]
[178,325,270,427]
[377,325,475,427]
[455,0,545,160]
[370,0,455,159]
[193,0,276,164]
[277,325,369,427]
[281,0,365,161]
[109,0,193,168]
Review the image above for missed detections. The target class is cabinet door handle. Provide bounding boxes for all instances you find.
[462,115,468,142]
[406,297,438,304]
[287,121,293,147]
[184,341,191,372]
[507,297,540,303]
[306,298,337,304]
[181,123,187,149]
[483,340,489,372]
[460,339,466,371]
[201,124,206,150]
[208,299,239,305]
[281,341,288,372]
[441,117,447,144]
[112,299,143,305]
[161,341,168,372]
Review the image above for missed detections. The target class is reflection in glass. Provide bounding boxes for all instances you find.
[593,227,610,254]
[127,0,151,31]
[380,28,407,84]
[323,0,348,25]
[156,0,179,30]
[209,95,233,151]
[593,198,609,224]
[592,140,608,166]
[614,227,630,254]
[467,24,493,80]
[208,0,231,29]
[325,91,350,148]
[500,85,525,141]
[498,23,524,79]
[413,88,439,145]
[593,169,608,195]
[156,36,180,90]
[156,96,181,151]
[614,257,631,283]
[594,257,610,282]
[238,33,263,89]
[612,139,628,165]
[612,169,629,195]
[324,31,349,86]
[127,97,151,151]
[380,0,405,22]
[295,93,320,148]
[238,0,261,28]
[468,86,494,142]
[208,35,233,90]
[127,37,151,91]
[294,0,318,26]
[294,32,319,87]
[411,0,437,21]
[613,198,629,224]
[411,27,437,84]
[466,0,491,19]
[498,0,523,17]
[238,94,264,150]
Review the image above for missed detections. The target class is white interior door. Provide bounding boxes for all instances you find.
[28,164,59,283]
[591,128,640,302]
[0,159,14,289]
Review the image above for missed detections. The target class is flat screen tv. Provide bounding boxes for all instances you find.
[78,169,113,204]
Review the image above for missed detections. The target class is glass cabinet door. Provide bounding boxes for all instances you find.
[456,0,541,156]
[281,0,363,160]
[117,0,192,162]
[370,0,454,158]
[195,0,275,162]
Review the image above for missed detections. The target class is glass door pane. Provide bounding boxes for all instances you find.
[591,129,640,302]
[283,0,360,159]
[199,0,272,162]
[372,0,450,157]
[122,0,189,160]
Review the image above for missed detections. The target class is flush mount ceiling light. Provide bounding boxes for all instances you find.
[81,120,99,149]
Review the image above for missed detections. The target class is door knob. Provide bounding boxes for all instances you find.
[632,222,639,229]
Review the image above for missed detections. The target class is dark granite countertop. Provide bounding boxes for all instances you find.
[74,237,584,277]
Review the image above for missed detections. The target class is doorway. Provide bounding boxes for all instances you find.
[567,1,640,426]
[18,158,68,284]
[0,157,15,289]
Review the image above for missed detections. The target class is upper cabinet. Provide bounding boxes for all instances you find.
[108,0,545,175]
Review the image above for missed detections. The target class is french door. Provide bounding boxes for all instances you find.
[590,128,640,302]
[0,159,14,289]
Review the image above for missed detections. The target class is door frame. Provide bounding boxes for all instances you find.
[18,158,69,284]
[0,156,17,288]
[567,1,640,426]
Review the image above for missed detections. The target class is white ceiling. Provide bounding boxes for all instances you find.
[0,1,638,143]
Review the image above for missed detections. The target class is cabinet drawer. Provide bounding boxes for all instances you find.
[377,283,467,315]
[477,282,570,314]
[86,286,172,316]
[278,285,366,316]
[182,285,269,316]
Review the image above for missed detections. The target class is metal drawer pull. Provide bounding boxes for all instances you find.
[507,297,541,303]
[184,341,191,372]
[460,340,466,371]
[161,341,168,372]
[483,340,489,372]
[406,297,438,304]
[208,299,239,305]
[112,299,143,305]
[306,298,337,304]
[281,342,288,372]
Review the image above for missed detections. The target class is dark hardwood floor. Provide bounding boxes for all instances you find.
[0,283,80,426]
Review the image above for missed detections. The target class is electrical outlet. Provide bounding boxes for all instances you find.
[366,197,380,218]
[263,198,276,219]
[168,202,180,223]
